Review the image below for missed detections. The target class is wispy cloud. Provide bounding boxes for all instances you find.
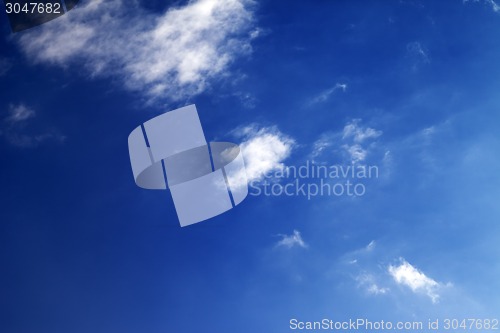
[6,104,36,123]
[464,0,500,12]
[406,41,430,70]
[365,240,376,252]
[1,104,65,148]
[486,0,500,11]
[388,258,449,303]
[356,273,389,295]
[310,133,335,161]
[276,230,308,249]
[308,83,347,105]
[342,119,382,143]
[0,57,11,76]
[310,119,383,164]
[231,124,294,184]
[342,240,377,266]
[342,120,382,163]
[18,0,257,102]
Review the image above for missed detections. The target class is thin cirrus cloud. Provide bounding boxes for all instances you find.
[1,104,65,148]
[388,258,449,304]
[406,41,430,71]
[308,83,347,106]
[341,119,382,163]
[311,119,383,164]
[486,0,500,11]
[0,57,12,76]
[342,119,382,143]
[5,104,36,123]
[275,230,308,249]
[464,0,500,13]
[340,240,390,296]
[356,273,389,295]
[18,0,257,102]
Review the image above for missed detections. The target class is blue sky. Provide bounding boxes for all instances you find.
[1,0,500,332]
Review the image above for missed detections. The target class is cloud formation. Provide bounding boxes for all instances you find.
[0,57,11,76]
[276,230,308,249]
[1,104,65,148]
[464,0,500,13]
[18,0,257,102]
[486,0,500,11]
[356,273,389,295]
[342,119,382,143]
[308,83,347,105]
[311,119,383,164]
[341,120,382,163]
[232,124,294,184]
[406,41,430,71]
[388,258,447,303]
[6,104,36,123]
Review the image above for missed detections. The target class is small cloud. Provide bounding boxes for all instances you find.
[6,104,36,123]
[388,258,448,303]
[486,0,500,11]
[310,134,334,160]
[310,119,383,164]
[3,131,66,148]
[365,240,376,251]
[308,83,347,105]
[233,91,257,109]
[342,143,367,164]
[0,57,12,76]
[341,120,382,164]
[342,119,382,143]
[276,230,308,249]
[1,104,65,148]
[464,0,500,12]
[343,240,377,265]
[356,273,389,295]
[406,42,430,70]
[232,124,295,183]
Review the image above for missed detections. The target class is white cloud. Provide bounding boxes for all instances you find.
[486,0,500,11]
[388,258,447,303]
[342,119,382,143]
[342,143,367,164]
[276,230,308,249]
[365,240,376,251]
[0,57,12,76]
[356,273,389,295]
[308,83,347,105]
[341,119,382,163]
[2,131,66,148]
[310,133,335,160]
[232,124,294,184]
[2,104,65,148]
[342,240,377,266]
[18,0,256,102]
[310,119,383,164]
[6,104,36,123]
[406,41,430,70]
[464,0,500,12]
